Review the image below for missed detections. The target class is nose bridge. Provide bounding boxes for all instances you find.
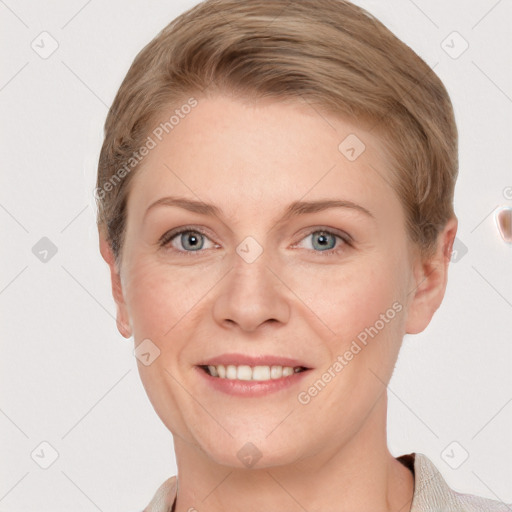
[212,239,290,331]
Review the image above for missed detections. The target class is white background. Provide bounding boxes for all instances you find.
[1,0,511,510]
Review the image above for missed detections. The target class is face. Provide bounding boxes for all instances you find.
[107,94,444,469]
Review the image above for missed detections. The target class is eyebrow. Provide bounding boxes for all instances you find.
[144,196,375,222]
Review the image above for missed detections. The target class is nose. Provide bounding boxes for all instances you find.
[212,250,290,332]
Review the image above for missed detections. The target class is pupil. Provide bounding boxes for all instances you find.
[183,232,202,250]
[314,232,334,250]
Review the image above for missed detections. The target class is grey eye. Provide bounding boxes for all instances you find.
[310,231,337,251]
[178,231,205,251]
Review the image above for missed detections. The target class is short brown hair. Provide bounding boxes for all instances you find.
[96,0,458,267]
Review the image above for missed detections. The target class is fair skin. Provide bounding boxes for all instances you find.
[100,94,457,512]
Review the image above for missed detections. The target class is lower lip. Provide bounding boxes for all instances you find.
[195,366,311,397]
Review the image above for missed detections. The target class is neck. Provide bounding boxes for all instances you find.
[172,392,414,512]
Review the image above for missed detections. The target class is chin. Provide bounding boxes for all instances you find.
[193,430,306,470]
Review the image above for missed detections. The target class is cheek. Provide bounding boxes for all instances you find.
[124,259,170,338]
[289,259,401,333]
[292,255,405,382]
[123,256,223,340]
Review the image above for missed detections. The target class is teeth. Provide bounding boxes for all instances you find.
[236,365,252,380]
[270,365,282,379]
[282,366,294,377]
[226,365,237,379]
[252,366,270,380]
[203,364,305,380]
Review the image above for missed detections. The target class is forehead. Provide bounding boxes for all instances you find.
[126,95,400,224]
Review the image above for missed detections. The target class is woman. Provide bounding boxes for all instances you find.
[95,1,510,510]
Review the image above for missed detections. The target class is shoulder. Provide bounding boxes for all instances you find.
[409,452,511,512]
[143,475,177,512]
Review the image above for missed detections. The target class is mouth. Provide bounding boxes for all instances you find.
[198,364,309,381]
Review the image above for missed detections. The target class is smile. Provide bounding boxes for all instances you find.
[195,364,312,397]
[199,364,308,381]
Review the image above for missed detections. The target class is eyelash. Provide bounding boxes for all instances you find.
[158,225,352,257]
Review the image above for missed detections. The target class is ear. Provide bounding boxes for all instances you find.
[405,216,458,335]
[98,226,132,339]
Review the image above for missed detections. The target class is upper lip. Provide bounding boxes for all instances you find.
[197,353,311,369]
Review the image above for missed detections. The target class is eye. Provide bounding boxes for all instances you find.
[293,229,351,256]
[159,226,351,257]
[159,226,217,254]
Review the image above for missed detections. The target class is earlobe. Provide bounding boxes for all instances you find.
[404,217,458,335]
[98,227,133,339]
